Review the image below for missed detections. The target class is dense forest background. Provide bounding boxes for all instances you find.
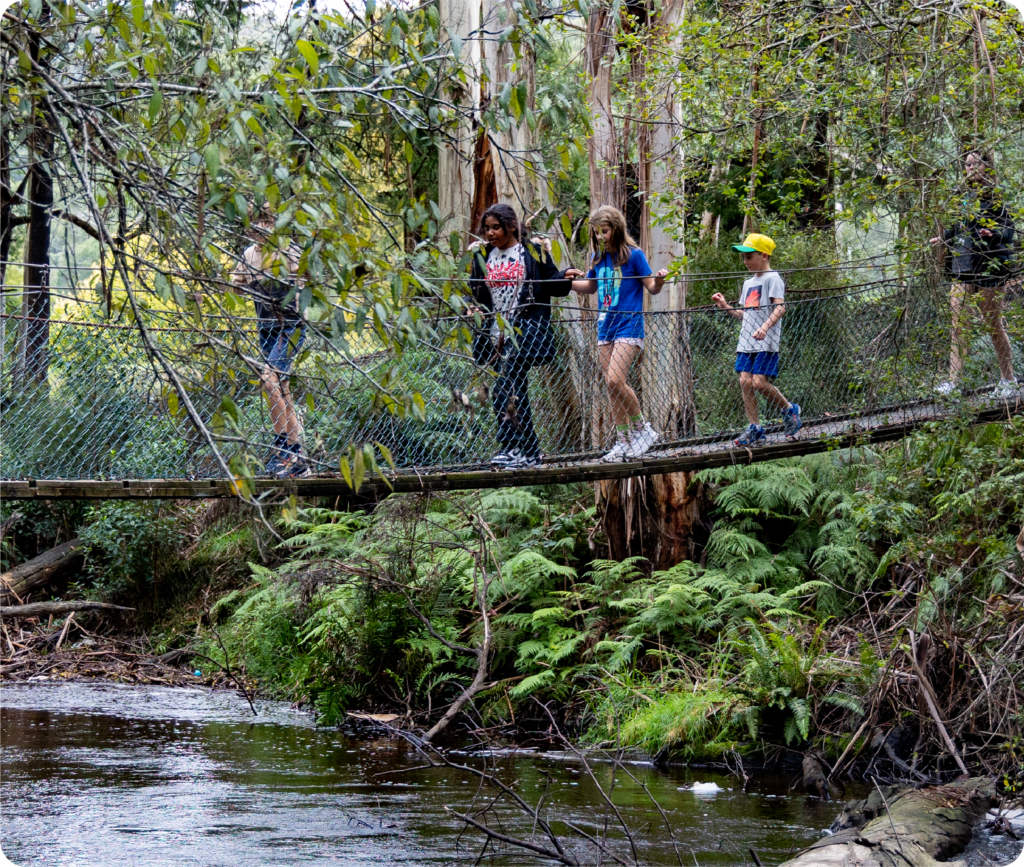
[3,0,1024,780]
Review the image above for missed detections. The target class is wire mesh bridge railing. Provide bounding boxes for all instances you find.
[2,277,1023,496]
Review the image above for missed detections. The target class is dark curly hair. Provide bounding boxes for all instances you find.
[479,203,523,243]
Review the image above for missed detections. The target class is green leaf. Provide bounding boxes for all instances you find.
[219,395,240,424]
[153,271,171,301]
[305,392,315,412]
[375,441,396,473]
[296,39,319,76]
[339,456,353,489]
[411,392,426,422]
[509,82,521,121]
[560,213,573,242]
[404,140,414,163]
[167,391,179,416]
[204,144,220,179]
[352,446,365,492]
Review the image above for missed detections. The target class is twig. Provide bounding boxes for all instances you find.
[872,775,906,861]
[908,630,969,775]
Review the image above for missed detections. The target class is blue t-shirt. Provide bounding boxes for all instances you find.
[587,248,652,341]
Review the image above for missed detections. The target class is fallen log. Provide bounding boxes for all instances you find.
[0,601,133,619]
[0,538,85,601]
[780,777,999,867]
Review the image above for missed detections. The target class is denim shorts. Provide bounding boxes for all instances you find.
[259,321,305,374]
[735,351,780,378]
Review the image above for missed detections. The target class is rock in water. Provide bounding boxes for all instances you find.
[802,753,830,800]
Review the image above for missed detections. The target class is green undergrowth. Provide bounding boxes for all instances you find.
[183,416,1024,772]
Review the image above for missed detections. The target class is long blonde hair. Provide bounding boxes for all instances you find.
[589,205,637,268]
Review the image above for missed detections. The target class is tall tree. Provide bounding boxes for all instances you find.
[438,0,482,244]
[14,6,53,388]
[593,0,707,568]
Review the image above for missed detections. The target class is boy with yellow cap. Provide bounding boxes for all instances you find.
[711,233,802,445]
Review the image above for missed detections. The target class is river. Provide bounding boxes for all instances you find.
[1,682,1019,866]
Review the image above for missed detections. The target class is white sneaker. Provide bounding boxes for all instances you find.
[935,381,959,397]
[504,449,541,469]
[993,378,1020,399]
[601,433,630,463]
[623,422,660,459]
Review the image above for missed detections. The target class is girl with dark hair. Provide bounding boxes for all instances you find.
[469,203,573,469]
[930,150,1019,398]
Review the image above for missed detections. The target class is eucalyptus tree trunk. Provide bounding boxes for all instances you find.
[438,0,481,247]
[596,0,708,569]
[479,0,540,214]
[574,2,622,458]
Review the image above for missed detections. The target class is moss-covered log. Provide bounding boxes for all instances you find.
[780,777,999,867]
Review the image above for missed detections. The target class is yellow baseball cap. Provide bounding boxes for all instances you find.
[732,233,776,256]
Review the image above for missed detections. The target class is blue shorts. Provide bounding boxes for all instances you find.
[735,351,779,378]
[259,321,305,374]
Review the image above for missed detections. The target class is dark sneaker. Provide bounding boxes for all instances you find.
[504,449,541,469]
[783,404,802,439]
[277,452,310,479]
[734,423,765,446]
[264,449,290,477]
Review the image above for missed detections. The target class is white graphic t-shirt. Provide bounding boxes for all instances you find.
[736,270,785,353]
[485,243,525,340]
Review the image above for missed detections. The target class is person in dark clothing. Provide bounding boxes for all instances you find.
[468,204,573,469]
[930,150,1019,398]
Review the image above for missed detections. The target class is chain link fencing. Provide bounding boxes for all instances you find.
[3,276,1023,481]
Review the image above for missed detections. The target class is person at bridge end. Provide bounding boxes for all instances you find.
[929,149,1019,400]
[712,233,801,447]
[566,206,668,463]
[232,202,310,479]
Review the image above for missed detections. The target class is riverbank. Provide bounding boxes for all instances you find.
[0,626,248,692]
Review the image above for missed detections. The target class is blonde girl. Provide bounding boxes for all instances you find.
[566,206,668,462]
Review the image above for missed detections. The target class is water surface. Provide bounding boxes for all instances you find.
[1,682,1016,866]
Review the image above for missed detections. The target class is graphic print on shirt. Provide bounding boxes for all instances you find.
[596,259,621,317]
[744,285,762,308]
[485,245,525,317]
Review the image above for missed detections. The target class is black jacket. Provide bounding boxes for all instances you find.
[943,194,1018,285]
[468,240,572,365]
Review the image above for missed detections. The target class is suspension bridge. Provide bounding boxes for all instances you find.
[2,276,1023,501]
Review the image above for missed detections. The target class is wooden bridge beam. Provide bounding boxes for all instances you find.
[3,402,1019,501]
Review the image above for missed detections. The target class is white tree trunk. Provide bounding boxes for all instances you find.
[585,4,623,209]
[640,0,693,439]
[438,0,481,245]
